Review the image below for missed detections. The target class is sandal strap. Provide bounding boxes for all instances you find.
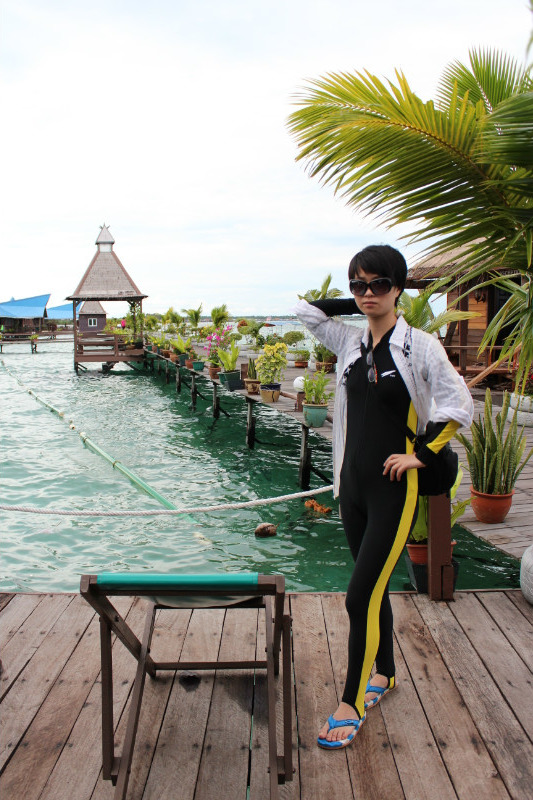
[365,683,388,696]
[327,714,365,730]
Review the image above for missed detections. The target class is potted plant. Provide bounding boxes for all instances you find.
[456,389,533,523]
[217,341,241,389]
[185,348,196,369]
[404,469,470,592]
[207,354,221,379]
[244,357,261,394]
[192,356,205,371]
[159,337,171,358]
[255,342,288,402]
[170,335,192,365]
[313,341,336,372]
[510,368,533,427]
[301,370,334,427]
[294,348,310,368]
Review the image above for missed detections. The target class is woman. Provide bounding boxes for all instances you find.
[293,245,473,749]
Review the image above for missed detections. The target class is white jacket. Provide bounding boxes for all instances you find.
[292,299,474,497]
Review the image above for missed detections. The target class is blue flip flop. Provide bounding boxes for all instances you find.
[317,713,366,749]
[364,676,395,710]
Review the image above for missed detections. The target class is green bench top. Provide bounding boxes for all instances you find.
[95,572,260,591]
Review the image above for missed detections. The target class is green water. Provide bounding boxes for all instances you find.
[0,342,520,593]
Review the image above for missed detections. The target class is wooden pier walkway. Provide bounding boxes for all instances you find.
[1,589,532,800]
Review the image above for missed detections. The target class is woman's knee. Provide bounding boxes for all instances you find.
[345,587,368,621]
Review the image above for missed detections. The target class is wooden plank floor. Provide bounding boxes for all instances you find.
[1,590,532,800]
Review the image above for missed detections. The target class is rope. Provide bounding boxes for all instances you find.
[0,360,176,509]
[0,485,334,517]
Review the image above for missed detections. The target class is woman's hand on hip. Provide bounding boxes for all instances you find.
[383,453,425,481]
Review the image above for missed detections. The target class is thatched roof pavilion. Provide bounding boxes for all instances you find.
[67,225,146,303]
[67,225,148,371]
[406,247,470,290]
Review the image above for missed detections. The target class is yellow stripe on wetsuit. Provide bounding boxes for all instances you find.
[354,401,419,718]
[425,420,460,454]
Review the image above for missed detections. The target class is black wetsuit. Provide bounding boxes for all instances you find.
[339,326,419,716]
[310,299,456,719]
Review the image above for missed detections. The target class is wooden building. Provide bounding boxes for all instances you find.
[78,300,107,334]
[67,225,147,371]
[407,248,516,380]
[0,295,50,334]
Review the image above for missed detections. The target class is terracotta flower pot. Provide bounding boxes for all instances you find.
[315,361,334,373]
[208,366,221,380]
[406,540,457,565]
[185,359,194,369]
[470,487,514,524]
[294,360,309,368]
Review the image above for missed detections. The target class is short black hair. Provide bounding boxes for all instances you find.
[348,245,407,294]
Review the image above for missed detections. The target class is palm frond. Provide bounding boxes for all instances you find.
[437,49,531,112]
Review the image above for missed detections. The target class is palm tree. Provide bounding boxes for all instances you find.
[398,291,478,337]
[288,48,533,379]
[211,304,230,327]
[163,307,185,329]
[298,273,343,301]
[182,304,203,335]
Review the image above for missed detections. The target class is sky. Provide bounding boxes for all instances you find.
[1,0,531,316]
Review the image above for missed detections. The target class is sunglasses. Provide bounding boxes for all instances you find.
[349,277,393,297]
[366,349,377,383]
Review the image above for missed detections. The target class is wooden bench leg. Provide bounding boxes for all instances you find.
[113,604,157,800]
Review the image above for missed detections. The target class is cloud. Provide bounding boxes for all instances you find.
[2,0,531,312]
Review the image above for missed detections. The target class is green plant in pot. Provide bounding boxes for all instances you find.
[185,347,197,368]
[294,348,310,367]
[244,357,261,394]
[456,389,533,524]
[313,341,336,372]
[510,367,533,425]
[302,370,334,428]
[217,340,242,389]
[255,342,288,402]
[170,334,192,365]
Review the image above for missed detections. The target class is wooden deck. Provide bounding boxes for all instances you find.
[1,589,532,800]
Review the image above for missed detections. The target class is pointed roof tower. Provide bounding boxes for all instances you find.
[67,225,147,301]
[95,224,115,246]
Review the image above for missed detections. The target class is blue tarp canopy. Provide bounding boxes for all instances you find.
[0,294,50,319]
[47,303,78,319]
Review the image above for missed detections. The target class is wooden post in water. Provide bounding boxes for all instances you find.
[298,424,311,490]
[246,398,255,449]
[72,299,78,372]
[176,366,181,393]
[165,362,170,384]
[427,493,454,601]
[191,373,197,408]
[212,383,220,419]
